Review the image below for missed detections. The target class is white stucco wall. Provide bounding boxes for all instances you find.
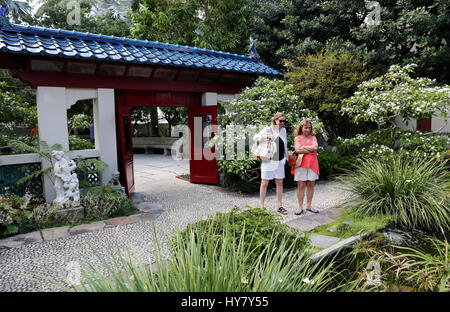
[37,87,70,202]
[395,114,450,133]
[202,92,218,106]
[394,116,416,131]
[431,115,450,133]
[37,87,70,151]
[36,87,118,202]
[94,88,118,184]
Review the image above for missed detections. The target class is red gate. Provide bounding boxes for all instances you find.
[188,105,219,184]
[115,91,219,196]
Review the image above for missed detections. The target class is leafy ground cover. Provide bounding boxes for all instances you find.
[0,186,138,239]
[309,206,393,239]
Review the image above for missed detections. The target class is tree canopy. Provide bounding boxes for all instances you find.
[130,0,253,54]
[350,0,450,83]
[285,50,381,140]
[251,0,368,70]
[251,0,450,83]
[20,0,136,37]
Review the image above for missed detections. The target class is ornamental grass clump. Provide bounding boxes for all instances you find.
[339,155,449,233]
[332,235,449,292]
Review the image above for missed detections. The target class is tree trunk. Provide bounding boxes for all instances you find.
[149,107,159,136]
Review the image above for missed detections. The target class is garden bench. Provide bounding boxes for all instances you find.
[132,137,179,155]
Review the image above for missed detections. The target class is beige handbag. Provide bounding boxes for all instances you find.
[287,151,304,168]
[251,127,276,160]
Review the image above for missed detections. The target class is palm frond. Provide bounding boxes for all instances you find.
[90,0,133,19]
[5,0,31,15]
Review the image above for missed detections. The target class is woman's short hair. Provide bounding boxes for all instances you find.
[272,112,286,125]
[295,119,313,136]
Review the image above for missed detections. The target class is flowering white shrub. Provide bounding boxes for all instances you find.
[337,129,449,160]
[341,64,450,126]
[339,64,449,161]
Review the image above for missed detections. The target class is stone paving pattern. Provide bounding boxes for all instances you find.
[0,154,351,291]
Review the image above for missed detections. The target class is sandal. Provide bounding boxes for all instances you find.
[306,208,319,214]
[277,207,288,215]
[294,210,304,215]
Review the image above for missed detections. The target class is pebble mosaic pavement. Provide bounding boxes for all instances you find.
[0,154,351,291]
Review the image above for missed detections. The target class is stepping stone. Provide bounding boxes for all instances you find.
[308,233,341,249]
[319,207,344,219]
[41,226,70,241]
[136,202,163,212]
[104,215,140,227]
[130,192,149,204]
[309,232,371,263]
[285,208,343,231]
[136,213,158,222]
[306,247,322,253]
[0,231,42,249]
[0,240,25,249]
[69,222,105,235]
[310,215,336,225]
[285,218,322,231]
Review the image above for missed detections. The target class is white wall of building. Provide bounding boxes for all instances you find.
[202,92,218,106]
[431,116,450,133]
[35,87,118,202]
[395,114,450,133]
[94,88,118,184]
[394,116,416,131]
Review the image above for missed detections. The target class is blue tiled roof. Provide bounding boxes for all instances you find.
[0,24,282,76]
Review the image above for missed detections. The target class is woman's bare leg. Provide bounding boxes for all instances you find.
[306,181,315,209]
[275,179,283,208]
[260,179,270,208]
[297,181,306,210]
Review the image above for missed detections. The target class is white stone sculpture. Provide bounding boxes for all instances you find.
[107,170,126,196]
[64,173,80,202]
[52,150,80,204]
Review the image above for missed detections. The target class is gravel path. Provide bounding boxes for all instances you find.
[0,155,351,292]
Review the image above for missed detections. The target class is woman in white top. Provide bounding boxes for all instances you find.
[253,112,288,215]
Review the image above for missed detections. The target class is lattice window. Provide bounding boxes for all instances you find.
[0,157,102,198]
[0,163,44,198]
[74,158,101,188]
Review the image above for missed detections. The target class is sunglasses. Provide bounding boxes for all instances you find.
[278,119,287,123]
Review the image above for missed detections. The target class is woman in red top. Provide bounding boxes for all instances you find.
[291,120,320,215]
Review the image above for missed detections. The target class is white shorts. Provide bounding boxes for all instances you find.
[294,167,319,181]
[261,160,285,180]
